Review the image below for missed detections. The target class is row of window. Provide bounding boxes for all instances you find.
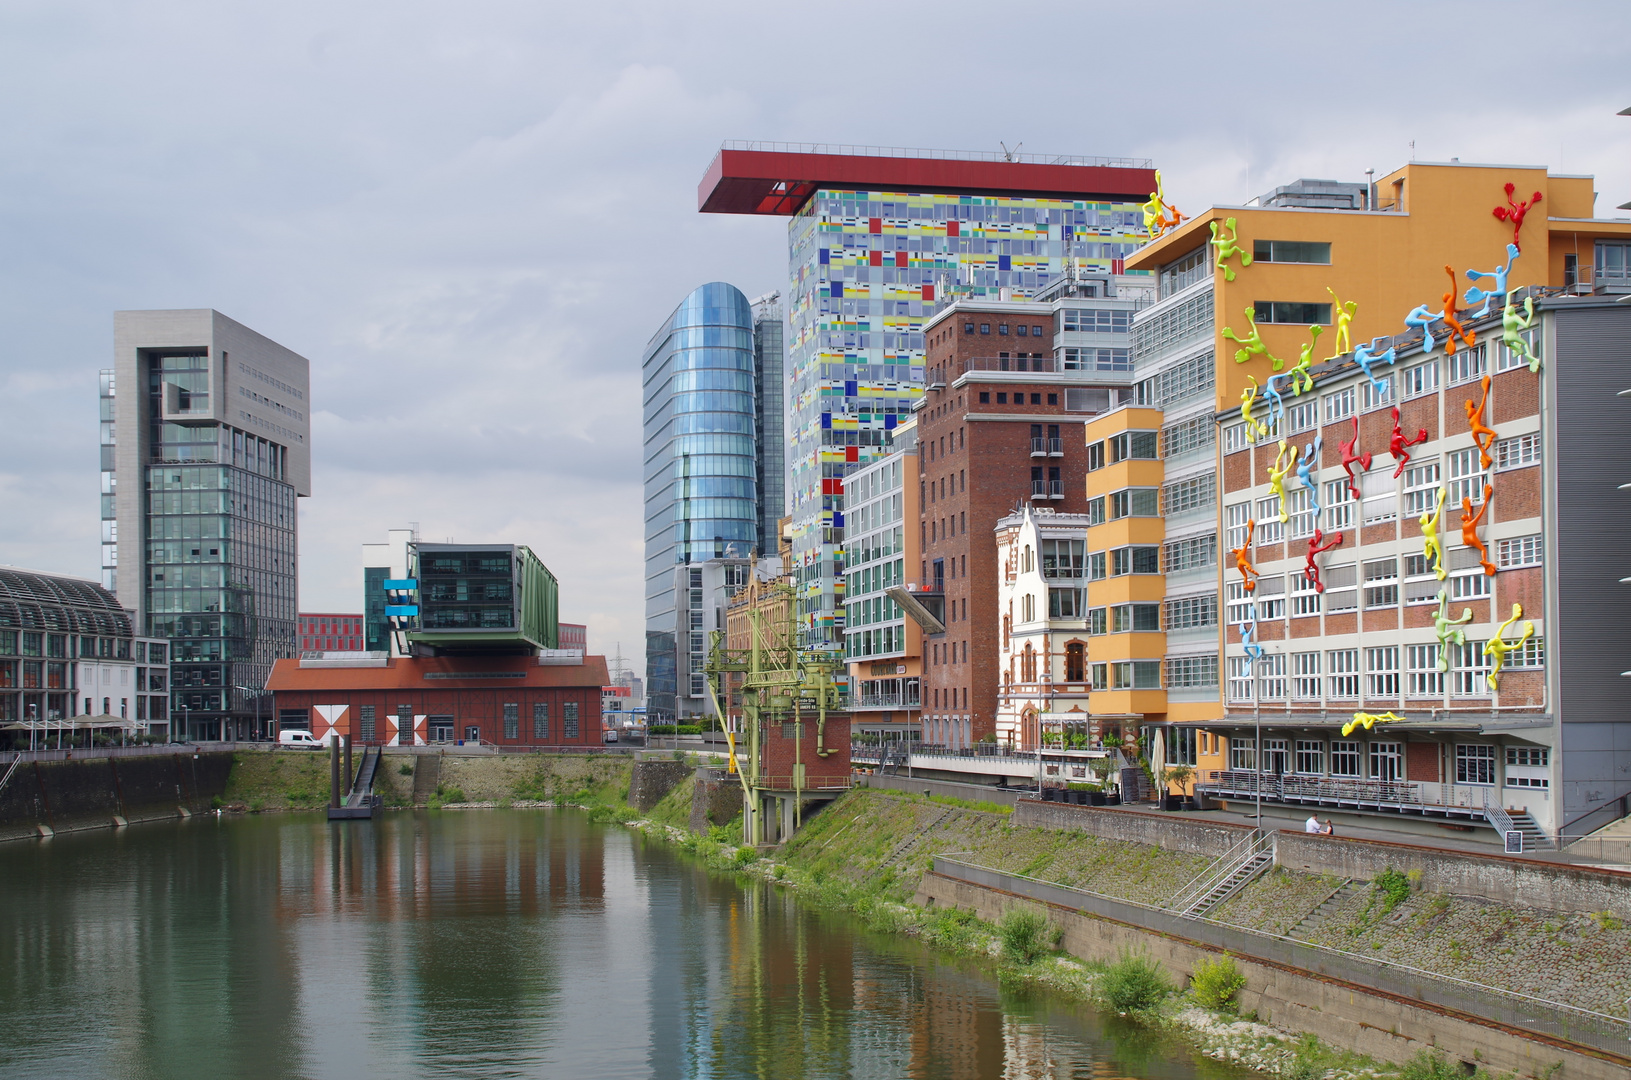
[0,631,148,660]
[1226,640,1543,703]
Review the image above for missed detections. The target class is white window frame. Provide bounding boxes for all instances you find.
[1360,374,1393,412]
[1227,656,1254,703]
[1290,571,1319,616]
[1295,740,1326,774]
[1445,447,1488,508]
[1495,432,1540,471]
[1290,651,1321,700]
[1285,486,1316,540]
[1366,646,1399,699]
[1450,640,1491,698]
[1455,743,1497,785]
[1406,643,1443,698]
[1323,478,1354,530]
[1225,502,1252,550]
[1327,649,1359,699]
[1447,342,1487,386]
[1402,461,1442,517]
[1286,399,1318,434]
[1330,740,1362,777]
[1400,359,1439,399]
[1497,534,1542,569]
[1324,387,1355,423]
[1255,497,1283,543]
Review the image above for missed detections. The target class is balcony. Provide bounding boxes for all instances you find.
[1196,769,1515,824]
[942,355,1138,385]
[853,690,921,710]
[1031,480,1065,500]
[1029,437,1065,457]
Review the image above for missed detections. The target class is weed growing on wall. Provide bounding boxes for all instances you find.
[1189,953,1246,1009]
[998,908,1058,965]
[1099,949,1172,1013]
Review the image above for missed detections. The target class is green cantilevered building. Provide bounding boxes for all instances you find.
[405,543,558,655]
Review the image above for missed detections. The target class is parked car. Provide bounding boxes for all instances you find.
[279,729,326,749]
[602,728,619,744]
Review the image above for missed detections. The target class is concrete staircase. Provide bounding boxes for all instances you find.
[1506,811,1554,851]
[1288,879,1360,940]
[881,808,955,868]
[411,754,442,805]
[1168,830,1274,919]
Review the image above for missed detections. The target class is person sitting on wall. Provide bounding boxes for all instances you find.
[1305,814,1322,833]
[1322,819,1336,836]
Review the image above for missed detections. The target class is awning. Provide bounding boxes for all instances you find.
[2,715,145,731]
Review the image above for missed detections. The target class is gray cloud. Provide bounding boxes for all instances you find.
[1,0,1627,676]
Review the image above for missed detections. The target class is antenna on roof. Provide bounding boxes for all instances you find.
[1000,141,1023,162]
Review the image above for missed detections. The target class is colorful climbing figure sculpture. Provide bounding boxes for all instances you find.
[1353,338,1398,397]
[1388,406,1428,478]
[1210,217,1252,281]
[1342,711,1405,737]
[1268,440,1298,524]
[1433,586,1475,672]
[1405,302,1444,356]
[1262,373,1288,433]
[1441,267,1477,355]
[1339,415,1371,501]
[1460,485,1497,577]
[1502,296,1540,373]
[1464,375,1496,469]
[1223,306,1283,370]
[1492,183,1542,250]
[1304,527,1344,594]
[1421,486,1448,582]
[1326,288,1357,359]
[1289,325,1321,395]
[1296,433,1322,521]
[1241,611,1264,664]
[1465,243,1520,318]
[1483,604,1536,690]
[1240,375,1268,444]
[1232,519,1260,593]
[1141,170,1187,241]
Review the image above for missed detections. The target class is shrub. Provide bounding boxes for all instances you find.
[434,785,466,805]
[1399,1050,1487,1080]
[1374,867,1412,914]
[998,908,1055,965]
[398,763,413,776]
[734,845,757,867]
[1189,952,1246,1008]
[1099,949,1172,1012]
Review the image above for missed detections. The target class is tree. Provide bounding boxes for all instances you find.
[1164,764,1196,803]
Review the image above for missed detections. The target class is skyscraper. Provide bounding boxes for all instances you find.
[750,291,786,549]
[698,142,1155,646]
[104,310,311,741]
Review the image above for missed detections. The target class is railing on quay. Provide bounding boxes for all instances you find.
[929,854,1631,1057]
[1,743,259,764]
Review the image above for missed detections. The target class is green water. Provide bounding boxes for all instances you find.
[0,810,1245,1079]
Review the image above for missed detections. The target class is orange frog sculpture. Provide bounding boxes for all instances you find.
[1464,374,1496,469]
[1460,485,1497,576]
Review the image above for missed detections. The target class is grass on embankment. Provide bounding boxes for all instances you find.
[630,787,1516,1080]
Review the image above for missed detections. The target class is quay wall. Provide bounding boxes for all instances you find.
[0,752,233,842]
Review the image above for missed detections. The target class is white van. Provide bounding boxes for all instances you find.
[279,729,326,749]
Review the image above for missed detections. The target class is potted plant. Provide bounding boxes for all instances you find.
[1163,765,1195,811]
[1088,757,1114,805]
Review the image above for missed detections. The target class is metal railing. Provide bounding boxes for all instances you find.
[930,855,1631,1056]
[717,141,1152,170]
[1030,480,1064,499]
[853,691,921,709]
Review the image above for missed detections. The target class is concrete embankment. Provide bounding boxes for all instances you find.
[770,788,1631,1079]
[0,751,232,842]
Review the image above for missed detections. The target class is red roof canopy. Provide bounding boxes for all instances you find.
[268,654,609,691]
[699,145,1156,216]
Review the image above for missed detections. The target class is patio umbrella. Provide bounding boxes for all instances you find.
[1147,726,1165,802]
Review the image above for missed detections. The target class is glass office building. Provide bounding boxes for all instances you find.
[107,310,312,741]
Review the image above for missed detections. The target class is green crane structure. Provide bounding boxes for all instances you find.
[705,580,849,846]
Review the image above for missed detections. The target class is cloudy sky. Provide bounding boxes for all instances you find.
[1,1,1627,674]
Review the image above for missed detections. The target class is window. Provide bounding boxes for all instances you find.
[1049,588,1083,619]
[1225,503,1252,550]
[1495,432,1540,470]
[1161,415,1213,458]
[1254,497,1283,543]
[503,702,519,740]
[1447,342,1487,386]
[1366,646,1399,698]
[1327,649,1360,698]
[1290,571,1319,616]
[359,705,376,743]
[1255,579,1284,619]
[532,703,550,740]
[980,323,990,334]
[1251,301,1332,325]
[1088,551,1107,580]
[1111,661,1162,690]
[1111,603,1161,632]
[1296,740,1326,774]
[1286,399,1318,434]
[1330,741,1361,777]
[1090,663,1107,689]
[1444,447,1487,508]
[1224,581,1254,626]
[1450,640,1491,697]
[1158,246,1210,298]
[1108,431,1158,461]
[1323,387,1355,423]
[1164,534,1217,574]
[1406,644,1443,697]
[1087,607,1107,635]
[1086,441,1105,470]
[1507,746,1549,767]
[1497,534,1542,569]
[1086,496,1106,526]
[998,324,1009,335]
[1597,239,1631,284]
[1224,423,1250,453]
[1229,735,1257,769]
[1258,653,1286,699]
[1455,744,1497,785]
[1041,539,1086,578]
[1063,347,1132,371]
[1324,478,1354,530]
[1360,468,1397,524]
[979,392,989,404]
[1290,651,1321,700]
[1110,546,1159,575]
[1164,655,1218,689]
[1400,360,1439,399]
[1402,462,1441,516]
[1510,636,1545,668]
[1144,352,1215,408]
[1360,374,1392,412]
[1448,568,1490,601]
[1163,474,1216,516]
[1063,308,1133,333]
[1165,727,1198,767]
[1369,742,1403,782]
[1252,240,1331,264]
[1109,488,1158,517]
[563,702,579,739]
[1285,487,1315,540]
[1164,594,1217,630]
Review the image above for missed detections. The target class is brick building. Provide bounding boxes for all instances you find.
[908,275,1146,747]
[266,652,608,746]
[298,612,364,654]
